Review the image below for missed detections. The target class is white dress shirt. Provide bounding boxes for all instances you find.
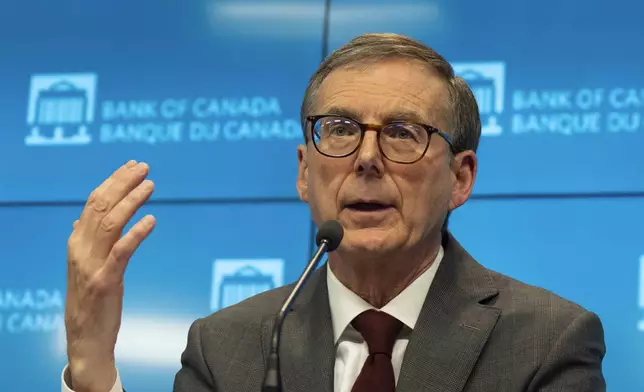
[61,246,443,392]
[61,365,123,392]
[327,246,443,392]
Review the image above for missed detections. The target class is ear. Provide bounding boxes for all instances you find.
[449,150,477,211]
[296,144,309,202]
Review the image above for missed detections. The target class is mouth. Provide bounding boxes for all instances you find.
[343,201,395,212]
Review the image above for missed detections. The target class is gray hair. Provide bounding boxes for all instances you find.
[300,33,482,154]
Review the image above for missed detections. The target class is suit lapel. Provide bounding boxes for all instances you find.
[261,266,335,392]
[397,235,501,392]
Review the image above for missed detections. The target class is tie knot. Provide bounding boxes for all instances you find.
[351,309,403,357]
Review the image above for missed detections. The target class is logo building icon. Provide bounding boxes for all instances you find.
[25,73,97,146]
[452,62,506,136]
[211,259,284,311]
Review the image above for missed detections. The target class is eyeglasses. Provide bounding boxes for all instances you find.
[306,115,455,164]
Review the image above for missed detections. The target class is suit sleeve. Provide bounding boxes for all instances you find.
[173,318,217,392]
[528,310,606,392]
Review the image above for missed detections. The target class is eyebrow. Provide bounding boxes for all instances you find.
[319,106,430,125]
[321,107,361,119]
[381,110,429,125]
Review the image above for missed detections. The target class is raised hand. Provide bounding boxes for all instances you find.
[65,160,156,392]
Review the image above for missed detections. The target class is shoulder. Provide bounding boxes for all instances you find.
[445,241,606,385]
[196,282,295,332]
[467,264,605,385]
[488,267,591,323]
[178,282,296,372]
[173,280,302,390]
[445,234,595,329]
[483,266,604,354]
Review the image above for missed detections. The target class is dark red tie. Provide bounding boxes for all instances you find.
[350,309,403,392]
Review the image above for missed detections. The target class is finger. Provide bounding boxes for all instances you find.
[79,161,149,236]
[77,160,137,226]
[104,215,156,276]
[92,179,155,257]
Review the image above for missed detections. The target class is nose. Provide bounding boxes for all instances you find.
[353,130,384,178]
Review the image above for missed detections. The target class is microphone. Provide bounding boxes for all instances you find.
[261,220,344,392]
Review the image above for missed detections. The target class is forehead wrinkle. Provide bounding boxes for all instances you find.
[317,77,447,128]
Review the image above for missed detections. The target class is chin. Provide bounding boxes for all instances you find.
[338,227,402,255]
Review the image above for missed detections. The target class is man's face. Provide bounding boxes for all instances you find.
[297,59,475,256]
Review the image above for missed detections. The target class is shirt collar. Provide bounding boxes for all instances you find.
[326,245,444,343]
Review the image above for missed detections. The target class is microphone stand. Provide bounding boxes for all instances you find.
[261,239,332,392]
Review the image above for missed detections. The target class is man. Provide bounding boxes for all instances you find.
[62,33,606,392]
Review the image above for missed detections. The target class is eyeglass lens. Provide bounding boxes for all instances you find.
[312,116,429,162]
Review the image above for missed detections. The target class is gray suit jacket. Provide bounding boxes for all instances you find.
[173,234,606,391]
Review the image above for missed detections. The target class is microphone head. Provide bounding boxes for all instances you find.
[315,220,344,252]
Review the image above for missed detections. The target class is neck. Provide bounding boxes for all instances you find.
[328,236,441,308]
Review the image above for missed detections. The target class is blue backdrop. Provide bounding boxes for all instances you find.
[1,0,642,390]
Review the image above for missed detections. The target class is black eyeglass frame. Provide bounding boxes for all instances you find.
[306,114,456,164]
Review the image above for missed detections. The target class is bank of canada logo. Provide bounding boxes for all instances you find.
[25,73,97,146]
[452,62,505,136]
[639,255,644,332]
[211,259,284,311]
